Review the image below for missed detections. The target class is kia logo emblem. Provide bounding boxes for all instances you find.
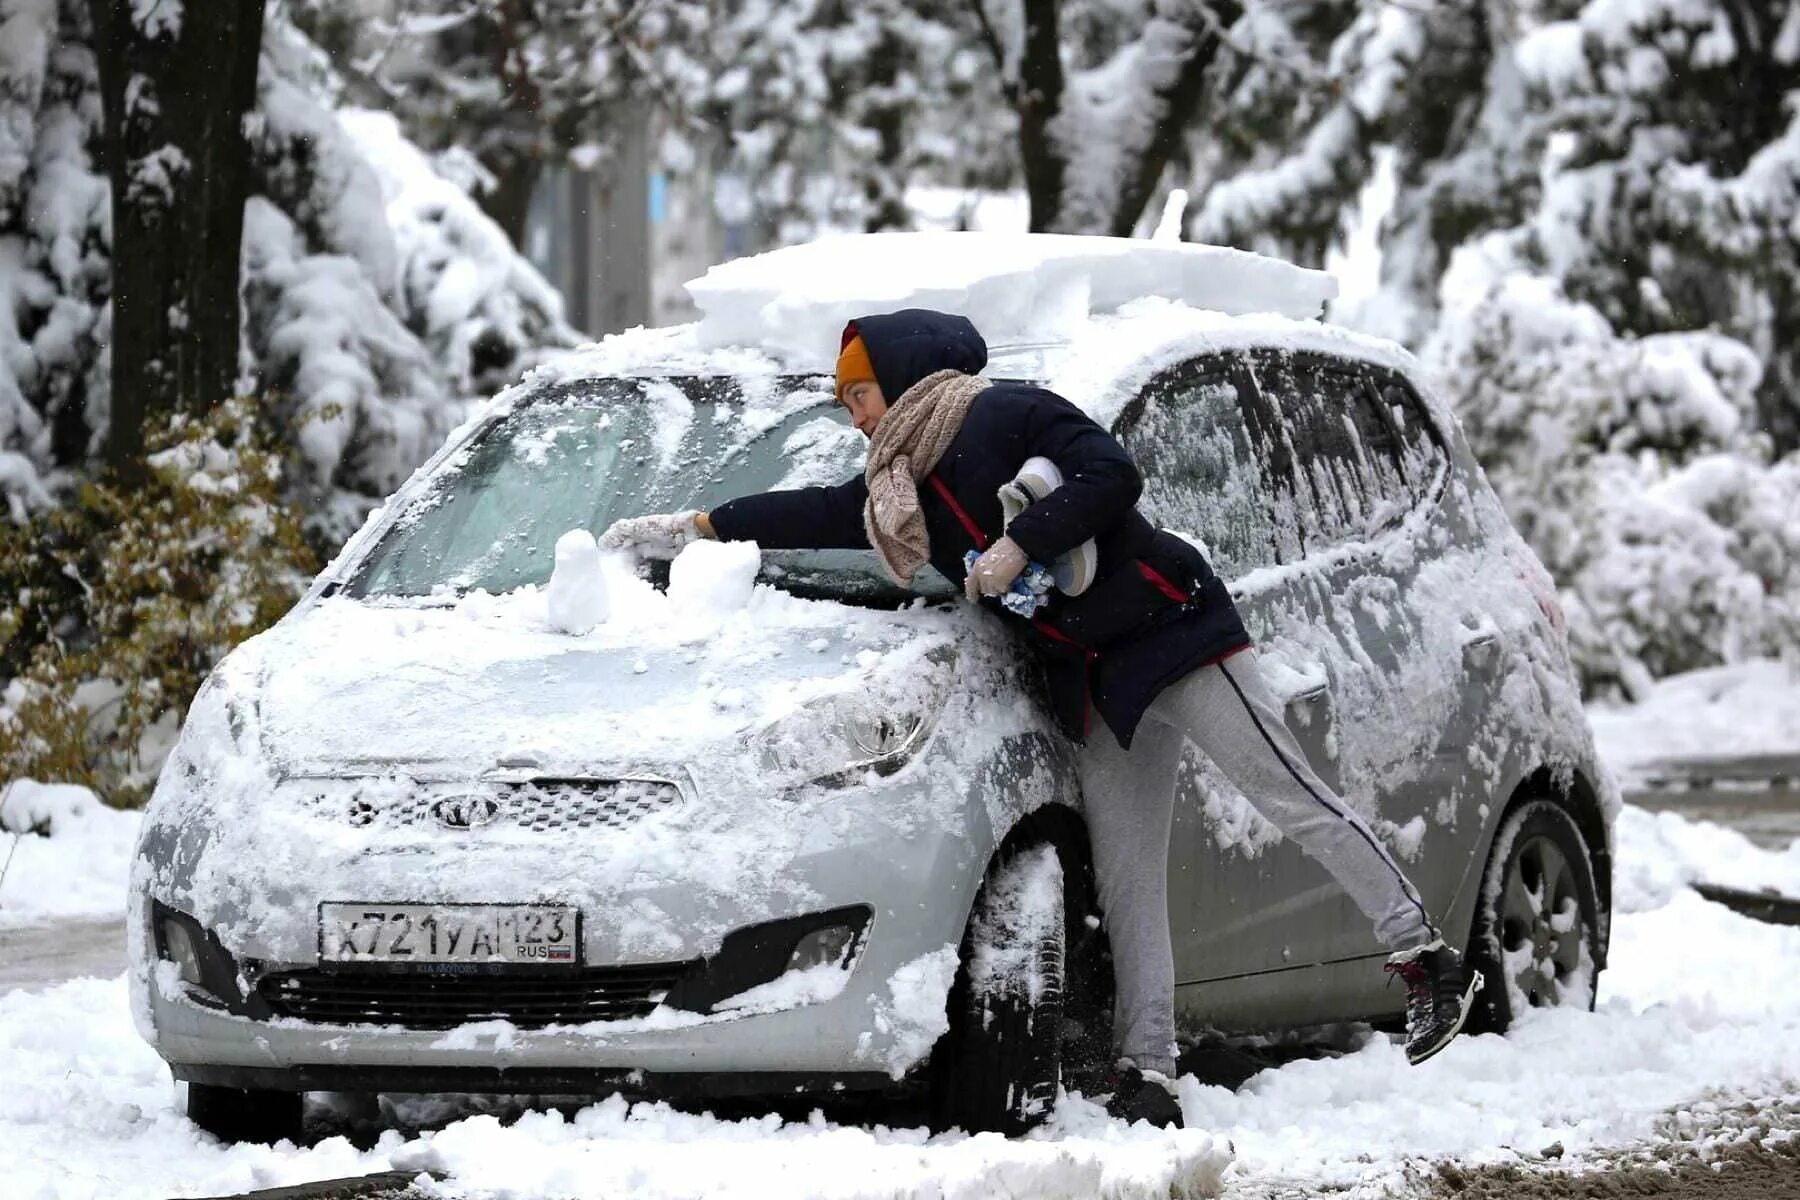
[431,793,502,830]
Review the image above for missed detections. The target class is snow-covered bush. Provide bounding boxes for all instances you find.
[0,395,317,804]
[1430,246,1800,697]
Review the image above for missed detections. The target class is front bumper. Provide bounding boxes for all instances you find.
[134,795,987,1087]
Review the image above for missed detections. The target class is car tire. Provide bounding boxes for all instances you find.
[185,1082,304,1144]
[1464,799,1602,1034]
[932,842,1070,1135]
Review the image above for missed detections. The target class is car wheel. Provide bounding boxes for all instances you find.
[932,842,1069,1135]
[185,1082,303,1144]
[1465,799,1602,1034]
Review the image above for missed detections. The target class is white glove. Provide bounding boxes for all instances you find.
[964,536,1028,601]
[598,511,703,560]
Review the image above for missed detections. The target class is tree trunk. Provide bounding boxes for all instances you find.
[1011,0,1240,236]
[93,0,264,478]
[1107,3,1240,237]
[1017,0,1067,232]
[480,150,542,248]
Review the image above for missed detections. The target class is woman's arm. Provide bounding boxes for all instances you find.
[986,386,1143,562]
[706,474,872,550]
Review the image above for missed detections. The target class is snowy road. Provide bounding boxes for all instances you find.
[4,804,1800,1200]
[0,917,123,992]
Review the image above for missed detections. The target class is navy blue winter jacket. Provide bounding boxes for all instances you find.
[709,309,1251,747]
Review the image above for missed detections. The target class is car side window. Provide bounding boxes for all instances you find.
[1376,374,1449,499]
[1246,353,1439,553]
[1119,361,1283,578]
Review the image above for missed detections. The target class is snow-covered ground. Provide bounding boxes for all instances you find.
[4,661,1798,1198]
[1587,659,1800,784]
[1,790,1797,1196]
[0,782,136,929]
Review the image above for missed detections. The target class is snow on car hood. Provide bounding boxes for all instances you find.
[248,552,967,778]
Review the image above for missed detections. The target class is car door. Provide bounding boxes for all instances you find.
[1116,351,1464,1017]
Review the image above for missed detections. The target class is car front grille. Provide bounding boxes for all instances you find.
[257,962,693,1028]
[314,777,684,833]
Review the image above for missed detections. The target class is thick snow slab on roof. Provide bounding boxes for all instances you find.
[687,233,1338,363]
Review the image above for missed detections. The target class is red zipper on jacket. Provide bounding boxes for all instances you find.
[926,473,988,551]
[1137,560,1190,603]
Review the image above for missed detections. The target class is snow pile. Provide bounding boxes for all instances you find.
[1612,804,1800,914]
[545,530,609,634]
[687,232,1338,364]
[1587,659,1800,782]
[0,781,138,928]
[857,945,959,1079]
[667,540,761,617]
[0,972,1233,1200]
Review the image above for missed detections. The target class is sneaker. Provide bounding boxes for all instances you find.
[1385,938,1483,1065]
[1103,1059,1184,1128]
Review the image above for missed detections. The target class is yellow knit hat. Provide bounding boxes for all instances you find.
[836,332,876,401]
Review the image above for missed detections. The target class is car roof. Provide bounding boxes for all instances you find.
[476,232,1445,442]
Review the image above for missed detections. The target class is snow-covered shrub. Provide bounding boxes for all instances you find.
[1430,247,1800,697]
[0,395,317,804]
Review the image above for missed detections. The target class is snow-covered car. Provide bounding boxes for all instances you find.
[129,233,1616,1143]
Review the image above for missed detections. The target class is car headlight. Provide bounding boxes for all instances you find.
[753,646,957,790]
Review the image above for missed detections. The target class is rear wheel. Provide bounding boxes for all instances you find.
[1465,800,1601,1034]
[185,1082,303,1144]
[932,843,1070,1134]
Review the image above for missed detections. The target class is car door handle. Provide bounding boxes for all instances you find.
[1461,625,1502,670]
[1284,682,1331,726]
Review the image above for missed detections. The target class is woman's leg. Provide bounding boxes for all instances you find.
[1075,709,1187,1076]
[1159,649,1436,951]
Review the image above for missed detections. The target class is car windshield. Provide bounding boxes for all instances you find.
[343,375,958,605]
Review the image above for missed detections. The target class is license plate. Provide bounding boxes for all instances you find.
[319,903,580,965]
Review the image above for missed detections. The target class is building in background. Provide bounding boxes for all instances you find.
[522,107,737,337]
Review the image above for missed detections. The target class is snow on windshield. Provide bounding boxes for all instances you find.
[344,375,894,600]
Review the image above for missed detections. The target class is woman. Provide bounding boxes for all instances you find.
[601,308,1478,1126]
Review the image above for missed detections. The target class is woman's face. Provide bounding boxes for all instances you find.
[840,380,889,438]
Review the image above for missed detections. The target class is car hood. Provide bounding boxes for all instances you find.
[242,584,971,779]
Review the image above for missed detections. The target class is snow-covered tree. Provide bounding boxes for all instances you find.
[0,4,577,532]
[287,0,714,244]
[696,0,1005,243]
[1510,0,1800,450]
[292,0,1005,247]
[1174,0,1800,693]
[0,0,109,520]
[969,0,1244,234]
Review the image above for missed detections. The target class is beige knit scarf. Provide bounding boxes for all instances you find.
[862,369,989,584]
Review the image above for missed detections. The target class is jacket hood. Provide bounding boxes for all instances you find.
[847,309,988,402]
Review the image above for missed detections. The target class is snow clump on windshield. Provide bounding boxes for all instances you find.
[546,529,609,634]
[668,540,762,617]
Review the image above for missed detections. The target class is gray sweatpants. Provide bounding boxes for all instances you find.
[1076,648,1436,1075]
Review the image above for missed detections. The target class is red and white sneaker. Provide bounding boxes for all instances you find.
[1386,938,1483,1065]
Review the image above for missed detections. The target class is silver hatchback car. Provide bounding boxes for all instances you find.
[130,238,1614,1142]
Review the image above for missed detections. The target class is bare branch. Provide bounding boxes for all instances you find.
[967,0,1016,102]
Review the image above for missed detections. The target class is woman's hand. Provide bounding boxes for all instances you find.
[598,511,709,559]
[964,536,1028,601]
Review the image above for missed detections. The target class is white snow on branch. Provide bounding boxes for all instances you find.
[129,0,181,41]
